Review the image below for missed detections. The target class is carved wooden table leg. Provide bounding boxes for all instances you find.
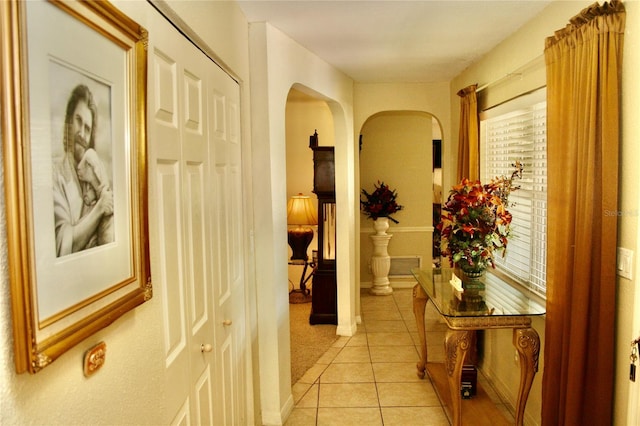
[513,327,540,426]
[445,330,473,426]
[412,284,429,378]
[412,284,428,379]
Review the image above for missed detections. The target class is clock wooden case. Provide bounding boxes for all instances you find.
[309,132,337,325]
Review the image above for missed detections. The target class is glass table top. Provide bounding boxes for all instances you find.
[411,267,546,318]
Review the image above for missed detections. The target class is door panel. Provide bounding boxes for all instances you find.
[152,43,191,417]
[194,366,214,425]
[151,21,214,424]
[157,162,187,364]
[149,11,246,426]
[170,400,190,426]
[178,48,213,417]
[186,162,207,332]
[209,66,246,426]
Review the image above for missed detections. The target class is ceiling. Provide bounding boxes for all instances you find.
[236,0,552,83]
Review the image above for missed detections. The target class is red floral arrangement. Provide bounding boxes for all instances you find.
[438,163,523,272]
[361,181,404,223]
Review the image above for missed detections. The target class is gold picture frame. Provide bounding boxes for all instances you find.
[0,0,151,374]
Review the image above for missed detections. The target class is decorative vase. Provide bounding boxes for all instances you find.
[455,287,488,313]
[458,262,487,290]
[373,217,390,235]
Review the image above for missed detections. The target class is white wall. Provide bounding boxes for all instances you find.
[451,1,640,424]
[0,1,254,424]
[248,22,355,425]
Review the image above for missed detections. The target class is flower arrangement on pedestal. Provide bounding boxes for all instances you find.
[360,181,404,224]
[361,181,403,295]
[437,162,523,275]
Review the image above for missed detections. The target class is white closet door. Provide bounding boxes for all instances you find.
[148,13,246,426]
[208,64,246,426]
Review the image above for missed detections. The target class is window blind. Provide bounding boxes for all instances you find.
[481,98,547,297]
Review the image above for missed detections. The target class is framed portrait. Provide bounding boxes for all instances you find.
[0,0,151,373]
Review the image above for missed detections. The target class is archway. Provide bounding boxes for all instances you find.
[358,111,443,295]
[285,87,338,384]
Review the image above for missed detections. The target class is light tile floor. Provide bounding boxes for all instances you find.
[285,288,513,426]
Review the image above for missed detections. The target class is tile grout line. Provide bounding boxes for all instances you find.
[290,289,450,425]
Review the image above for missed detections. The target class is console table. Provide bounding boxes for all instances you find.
[411,267,545,426]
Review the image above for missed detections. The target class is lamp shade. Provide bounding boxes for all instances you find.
[287,194,317,261]
[287,194,318,226]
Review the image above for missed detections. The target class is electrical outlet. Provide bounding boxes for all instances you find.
[617,247,634,280]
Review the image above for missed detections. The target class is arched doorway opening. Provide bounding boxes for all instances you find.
[358,111,443,296]
[285,87,339,385]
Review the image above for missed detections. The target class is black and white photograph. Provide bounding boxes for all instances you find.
[50,62,115,257]
[1,0,150,374]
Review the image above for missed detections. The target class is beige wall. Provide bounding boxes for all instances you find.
[248,22,355,424]
[616,1,640,424]
[285,91,335,200]
[359,112,433,285]
[2,1,638,425]
[450,1,640,424]
[285,91,335,287]
[353,82,450,312]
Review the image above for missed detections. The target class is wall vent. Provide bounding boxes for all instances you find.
[388,256,422,277]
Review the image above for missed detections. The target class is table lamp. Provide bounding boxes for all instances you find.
[287,194,318,260]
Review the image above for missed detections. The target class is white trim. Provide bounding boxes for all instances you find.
[149,0,239,82]
[360,279,417,289]
[336,322,357,336]
[478,364,537,425]
[480,87,546,119]
[262,395,294,426]
[359,225,433,234]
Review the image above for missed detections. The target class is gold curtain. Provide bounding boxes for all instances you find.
[542,1,625,424]
[456,84,479,182]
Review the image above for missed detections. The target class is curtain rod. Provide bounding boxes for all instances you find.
[476,54,544,93]
[480,84,546,114]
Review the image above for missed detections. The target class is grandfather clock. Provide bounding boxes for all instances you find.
[309,131,337,325]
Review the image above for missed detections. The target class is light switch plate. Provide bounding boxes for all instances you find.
[617,247,634,280]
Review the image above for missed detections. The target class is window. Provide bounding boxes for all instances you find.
[480,89,547,297]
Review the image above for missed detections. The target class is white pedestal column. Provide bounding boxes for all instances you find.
[370,234,393,295]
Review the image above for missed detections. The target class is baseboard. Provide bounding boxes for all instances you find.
[336,321,357,336]
[390,279,418,289]
[360,279,417,290]
[274,394,295,426]
[479,364,539,426]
